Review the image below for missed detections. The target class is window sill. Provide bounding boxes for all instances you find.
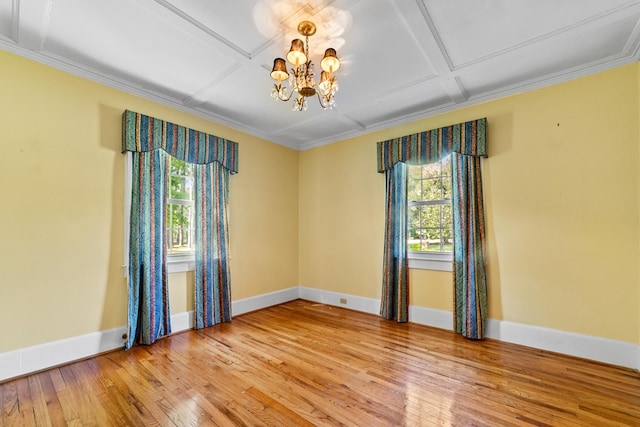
[167,254,195,274]
[408,252,452,272]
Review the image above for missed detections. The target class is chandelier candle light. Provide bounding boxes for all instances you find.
[270,21,341,111]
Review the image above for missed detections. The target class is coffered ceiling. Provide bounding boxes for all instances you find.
[1,0,639,150]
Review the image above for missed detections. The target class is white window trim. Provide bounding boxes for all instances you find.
[167,159,195,272]
[407,160,453,272]
[167,254,195,274]
[408,251,452,271]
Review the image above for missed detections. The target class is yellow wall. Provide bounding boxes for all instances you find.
[1,47,638,354]
[0,50,299,352]
[300,63,640,344]
[298,137,385,298]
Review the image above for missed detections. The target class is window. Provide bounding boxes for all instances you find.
[407,156,453,271]
[167,157,194,259]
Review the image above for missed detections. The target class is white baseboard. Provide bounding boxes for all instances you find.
[0,325,127,383]
[0,288,299,383]
[296,288,451,332]
[0,288,300,383]
[232,286,299,316]
[0,310,201,383]
[171,311,194,333]
[409,305,454,330]
[298,286,379,314]
[298,287,639,371]
[1,286,637,382]
[485,319,640,370]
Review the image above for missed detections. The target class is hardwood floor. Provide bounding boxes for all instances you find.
[1,300,639,426]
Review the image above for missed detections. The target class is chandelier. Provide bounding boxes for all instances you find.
[270,21,341,111]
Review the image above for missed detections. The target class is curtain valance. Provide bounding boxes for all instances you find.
[122,110,238,173]
[377,117,487,172]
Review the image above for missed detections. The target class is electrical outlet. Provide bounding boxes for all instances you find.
[339,298,347,304]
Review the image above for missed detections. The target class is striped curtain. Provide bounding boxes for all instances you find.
[126,150,170,349]
[377,118,487,338]
[123,110,238,348]
[452,154,487,339]
[194,161,232,328]
[380,162,409,321]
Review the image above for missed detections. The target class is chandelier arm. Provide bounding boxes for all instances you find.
[315,90,329,109]
[273,83,295,102]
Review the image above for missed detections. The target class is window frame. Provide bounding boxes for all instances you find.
[407,159,453,272]
[166,157,195,273]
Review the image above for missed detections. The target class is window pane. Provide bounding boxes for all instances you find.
[443,177,452,199]
[167,203,194,254]
[422,162,440,178]
[170,176,193,200]
[442,156,452,199]
[408,205,420,235]
[408,165,422,181]
[422,178,442,200]
[166,157,195,255]
[422,205,440,240]
[407,159,453,254]
[169,158,193,200]
[442,156,451,174]
[442,203,452,248]
[408,178,421,202]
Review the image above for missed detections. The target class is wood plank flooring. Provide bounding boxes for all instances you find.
[1,299,639,426]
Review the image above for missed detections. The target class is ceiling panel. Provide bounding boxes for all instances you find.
[458,12,639,96]
[276,113,361,148]
[196,65,299,130]
[345,79,452,129]
[426,0,633,67]
[0,1,12,40]
[340,0,437,100]
[163,0,268,54]
[0,0,638,149]
[44,0,234,97]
